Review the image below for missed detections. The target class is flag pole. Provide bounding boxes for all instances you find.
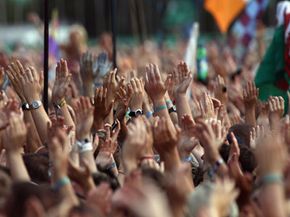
[43,0,49,112]
[111,0,117,68]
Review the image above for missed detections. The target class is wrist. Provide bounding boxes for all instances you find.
[26,95,41,104]
[258,173,283,187]
[152,98,165,105]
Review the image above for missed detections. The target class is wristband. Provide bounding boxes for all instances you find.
[53,98,66,109]
[154,104,167,113]
[207,158,224,180]
[76,140,93,153]
[168,106,177,113]
[53,176,71,191]
[182,155,193,163]
[259,173,283,187]
[166,100,173,108]
[145,111,153,119]
[140,155,155,162]
[21,102,30,111]
[106,162,117,171]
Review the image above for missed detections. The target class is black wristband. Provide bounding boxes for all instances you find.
[21,102,30,111]
[168,106,177,113]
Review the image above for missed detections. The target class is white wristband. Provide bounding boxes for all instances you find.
[76,140,93,153]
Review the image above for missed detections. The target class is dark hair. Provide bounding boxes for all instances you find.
[141,167,166,190]
[92,172,120,191]
[69,204,101,217]
[239,145,257,173]
[228,124,252,147]
[219,143,257,174]
[23,153,50,184]
[5,182,61,217]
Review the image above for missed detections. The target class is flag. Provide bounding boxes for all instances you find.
[232,0,269,52]
[255,1,290,113]
[204,0,247,33]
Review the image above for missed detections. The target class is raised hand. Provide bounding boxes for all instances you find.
[209,178,238,217]
[2,112,27,153]
[51,59,71,103]
[19,66,42,103]
[144,64,167,103]
[173,61,192,96]
[243,81,259,126]
[95,51,112,76]
[122,117,153,172]
[2,112,30,181]
[103,68,118,107]
[255,130,287,176]
[214,75,228,105]
[200,92,215,120]
[243,81,259,109]
[129,77,144,111]
[193,119,223,164]
[6,60,27,101]
[207,118,227,147]
[178,115,199,158]
[73,97,94,140]
[268,96,284,129]
[115,81,132,120]
[153,117,179,154]
[80,51,95,84]
[249,125,265,149]
[93,87,114,127]
[96,121,120,172]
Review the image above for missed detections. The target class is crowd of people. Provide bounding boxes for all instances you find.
[0,10,289,217]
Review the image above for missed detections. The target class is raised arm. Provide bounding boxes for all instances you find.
[2,112,30,182]
[173,61,193,124]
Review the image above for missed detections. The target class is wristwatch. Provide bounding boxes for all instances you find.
[21,102,30,111]
[129,109,143,117]
[30,100,42,110]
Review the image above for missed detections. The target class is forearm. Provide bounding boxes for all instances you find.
[160,148,181,172]
[7,152,30,182]
[79,151,97,173]
[260,184,286,217]
[26,95,51,144]
[153,98,172,122]
[61,104,76,131]
[83,81,94,97]
[245,106,256,126]
[53,172,79,205]
[93,118,104,132]
[23,111,42,152]
[175,95,193,124]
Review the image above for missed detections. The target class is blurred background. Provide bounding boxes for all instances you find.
[0,0,281,46]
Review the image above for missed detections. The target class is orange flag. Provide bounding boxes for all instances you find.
[205,0,247,33]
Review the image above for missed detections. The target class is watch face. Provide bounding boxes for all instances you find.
[31,101,41,109]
